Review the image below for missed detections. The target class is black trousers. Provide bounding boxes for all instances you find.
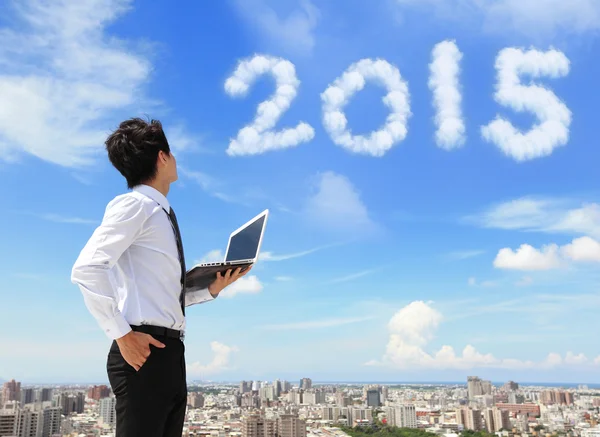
[106,336,187,437]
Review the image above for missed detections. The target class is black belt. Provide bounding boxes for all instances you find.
[131,324,184,341]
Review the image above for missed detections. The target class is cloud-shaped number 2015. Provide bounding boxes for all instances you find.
[226,47,571,160]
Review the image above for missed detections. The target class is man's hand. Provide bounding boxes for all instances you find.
[116,331,165,371]
[208,265,252,297]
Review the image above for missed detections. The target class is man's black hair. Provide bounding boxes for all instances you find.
[105,117,171,189]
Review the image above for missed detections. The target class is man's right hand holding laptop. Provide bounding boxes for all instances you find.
[208,265,253,297]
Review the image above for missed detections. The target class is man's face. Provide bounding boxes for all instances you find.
[167,150,178,183]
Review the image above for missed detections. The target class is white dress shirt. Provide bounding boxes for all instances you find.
[71,184,214,340]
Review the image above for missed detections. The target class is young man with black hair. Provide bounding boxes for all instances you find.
[71,118,250,437]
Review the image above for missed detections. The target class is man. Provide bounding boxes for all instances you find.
[71,117,250,437]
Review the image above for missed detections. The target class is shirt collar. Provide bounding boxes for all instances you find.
[133,184,171,212]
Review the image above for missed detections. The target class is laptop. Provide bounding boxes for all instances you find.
[185,209,269,291]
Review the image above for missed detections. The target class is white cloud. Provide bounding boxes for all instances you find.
[428,40,465,150]
[197,250,224,264]
[305,171,378,234]
[481,47,571,162]
[232,0,319,55]
[320,58,411,157]
[494,236,600,271]
[467,197,600,239]
[468,277,477,286]
[274,276,293,281]
[261,316,374,330]
[494,243,562,270]
[0,0,152,167]
[561,236,600,262]
[187,341,238,376]
[224,54,315,156]
[18,212,96,225]
[468,277,498,287]
[219,275,263,298]
[395,0,600,39]
[377,300,592,370]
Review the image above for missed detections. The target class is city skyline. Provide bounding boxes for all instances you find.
[2,0,600,384]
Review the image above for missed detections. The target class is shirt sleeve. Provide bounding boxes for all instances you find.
[184,287,215,306]
[71,195,148,340]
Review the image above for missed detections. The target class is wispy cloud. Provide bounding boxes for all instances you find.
[394,0,600,40]
[304,171,380,235]
[465,197,600,239]
[15,211,96,225]
[231,0,320,56]
[260,243,340,262]
[446,250,485,261]
[179,167,247,205]
[0,0,154,167]
[327,268,379,284]
[274,276,293,282]
[261,316,374,330]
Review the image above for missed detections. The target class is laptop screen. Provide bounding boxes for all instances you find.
[225,215,266,262]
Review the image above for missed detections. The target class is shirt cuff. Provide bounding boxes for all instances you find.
[185,287,216,306]
[99,313,132,340]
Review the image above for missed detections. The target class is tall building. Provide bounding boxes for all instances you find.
[87,385,110,401]
[281,381,292,393]
[1,380,21,406]
[381,386,389,403]
[273,380,282,397]
[240,381,252,394]
[260,385,275,402]
[17,409,44,437]
[503,381,519,392]
[42,407,62,437]
[0,410,18,437]
[336,392,352,407]
[37,389,53,403]
[467,377,492,399]
[188,392,205,408]
[300,378,312,390]
[457,408,482,431]
[366,390,380,407]
[322,407,341,422]
[484,407,510,432]
[242,415,276,437]
[99,397,116,428]
[20,389,34,406]
[386,405,417,428]
[277,414,306,437]
[59,392,85,415]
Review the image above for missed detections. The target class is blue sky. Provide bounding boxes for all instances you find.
[1,0,600,384]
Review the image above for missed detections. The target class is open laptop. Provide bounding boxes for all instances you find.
[185,209,269,291]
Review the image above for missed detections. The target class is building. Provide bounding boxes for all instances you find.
[366,390,380,407]
[240,381,252,394]
[100,397,116,427]
[336,392,352,407]
[484,408,510,433]
[467,377,492,400]
[384,405,417,428]
[494,403,540,417]
[36,389,52,404]
[503,381,519,392]
[1,380,21,407]
[300,378,312,390]
[41,407,62,437]
[187,392,205,408]
[20,389,34,406]
[456,408,482,431]
[0,410,18,436]
[59,392,85,415]
[242,414,276,437]
[277,414,306,437]
[87,385,110,401]
[322,407,341,422]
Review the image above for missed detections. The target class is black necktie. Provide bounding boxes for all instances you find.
[165,207,186,315]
